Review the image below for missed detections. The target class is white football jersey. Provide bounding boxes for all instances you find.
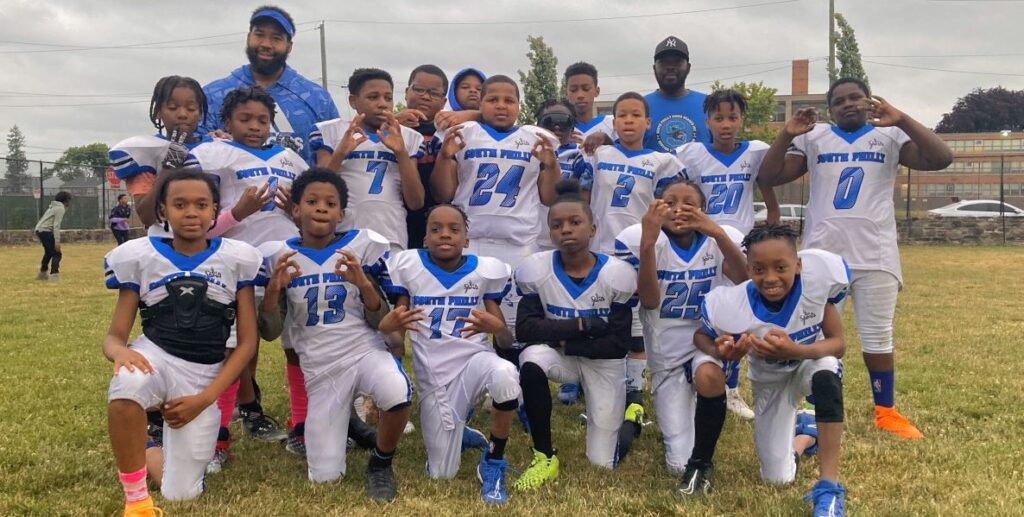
[582,144,684,253]
[387,249,511,390]
[185,140,307,246]
[438,122,560,246]
[108,134,212,238]
[258,230,391,380]
[515,250,637,323]
[309,119,424,249]
[574,114,617,141]
[675,140,769,236]
[788,123,910,283]
[537,143,588,249]
[614,224,742,371]
[700,249,850,381]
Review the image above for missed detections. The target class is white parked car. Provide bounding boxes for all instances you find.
[754,204,806,222]
[928,200,1024,217]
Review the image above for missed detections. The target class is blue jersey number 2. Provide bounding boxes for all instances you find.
[469,163,526,207]
[833,166,864,210]
[659,280,712,319]
[610,174,636,207]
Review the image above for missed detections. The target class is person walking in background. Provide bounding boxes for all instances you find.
[109,194,132,245]
[35,191,72,282]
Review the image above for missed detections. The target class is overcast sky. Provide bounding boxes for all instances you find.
[1,0,1022,162]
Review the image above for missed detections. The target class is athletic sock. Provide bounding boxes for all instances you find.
[688,393,727,467]
[520,362,554,457]
[285,363,308,430]
[368,446,395,470]
[217,379,239,429]
[118,466,149,503]
[626,358,647,392]
[869,370,895,408]
[486,435,508,461]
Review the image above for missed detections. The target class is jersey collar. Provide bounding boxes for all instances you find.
[553,251,608,299]
[830,123,875,144]
[746,275,803,327]
[225,140,287,161]
[286,231,359,265]
[150,237,222,271]
[417,249,479,289]
[575,114,606,133]
[668,231,708,263]
[613,142,655,158]
[703,141,749,168]
[480,123,519,142]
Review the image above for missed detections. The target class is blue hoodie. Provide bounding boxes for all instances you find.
[446,67,487,112]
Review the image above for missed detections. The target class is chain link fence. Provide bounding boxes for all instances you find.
[0,158,128,230]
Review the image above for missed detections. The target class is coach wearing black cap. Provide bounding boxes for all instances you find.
[644,36,710,152]
[201,5,339,163]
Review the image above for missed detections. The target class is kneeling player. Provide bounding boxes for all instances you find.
[613,179,747,494]
[104,171,261,515]
[258,168,411,502]
[698,224,848,516]
[383,204,519,505]
[513,180,638,490]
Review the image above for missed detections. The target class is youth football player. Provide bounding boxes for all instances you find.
[564,62,616,142]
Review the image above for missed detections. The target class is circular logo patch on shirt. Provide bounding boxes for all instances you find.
[655,114,698,150]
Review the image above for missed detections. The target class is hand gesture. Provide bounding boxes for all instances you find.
[267,250,302,293]
[230,182,273,221]
[163,394,209,429]
[337,114,369,156]
[395,108,428,128]
[569,131,585,146]
[714,333,750,362]
[531,136,556,164]
[112,348,155,375]
[583,132,613,154]
[274,185,293,214]
[378,306,425,334]
[210,129,233,141]
[439,125,466,160]
[456,309,507,339]
[641,199,671,239]
[162,127,191,169]
[866,96,904,128]
[273,133,304,154]
[435,110,478,131]
[674,204,721,237]
[751,329,800,361]
[784,107,818,138]
[377,114,408,155]
[334,249,370,288]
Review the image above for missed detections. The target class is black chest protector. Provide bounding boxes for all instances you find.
[140,276,236,364]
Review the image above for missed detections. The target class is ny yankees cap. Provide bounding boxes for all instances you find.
[654,36,689,61]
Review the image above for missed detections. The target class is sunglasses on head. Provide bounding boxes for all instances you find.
[539,112,575,131]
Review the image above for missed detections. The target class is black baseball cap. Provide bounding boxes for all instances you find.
[654,36,689,61]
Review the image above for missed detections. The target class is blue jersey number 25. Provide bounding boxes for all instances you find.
[660,280,712,319]
[469,163,526,207]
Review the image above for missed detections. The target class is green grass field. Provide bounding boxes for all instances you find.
[1,243,1022,516]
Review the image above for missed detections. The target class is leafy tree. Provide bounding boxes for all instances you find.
[49,143,110,181]
[830,13,869,87]
[709,80,779,142]
[936,87,1024,133]
[517,35,559,125]
[5,125,29,193]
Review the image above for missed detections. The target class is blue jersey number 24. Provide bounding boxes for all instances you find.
[469,163,526,207]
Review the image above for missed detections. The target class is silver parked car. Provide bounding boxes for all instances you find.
[928,200,1024,217]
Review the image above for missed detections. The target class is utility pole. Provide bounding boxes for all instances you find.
[318,21,328,90]
[828,0,836,82]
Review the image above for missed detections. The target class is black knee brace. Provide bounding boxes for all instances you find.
[492,398,519,411]
[811,370,844,423]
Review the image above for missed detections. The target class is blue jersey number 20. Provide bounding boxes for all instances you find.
[659,280,712,319]
[832,166,864,210]
[706,183,743,215]
[469,163,526,207]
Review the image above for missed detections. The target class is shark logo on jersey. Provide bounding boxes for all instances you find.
[179,286,196,296]
[590,293,606,305]
[642,158,655,169]
[656,115,698,150]
[513,137,531,149]
[463,280,479,293]
[868,138,884,150]
[799,309,818,325]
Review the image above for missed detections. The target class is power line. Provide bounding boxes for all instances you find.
[0,90,149,98]
[322,0,797,26]
[864,53,1024,58]
[0,100,148,108]
[863,60,1024,77]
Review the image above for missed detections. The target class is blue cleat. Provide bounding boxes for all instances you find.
[795,410,819,456]
[805,479,846,517]
[462,426,489,451]
[558,383,581,405]
[477,451,509,505]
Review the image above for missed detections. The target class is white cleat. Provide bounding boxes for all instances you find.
[726,388,755,421]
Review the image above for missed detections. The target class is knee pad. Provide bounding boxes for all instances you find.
[811,371,844,423]
[493,398,519,411]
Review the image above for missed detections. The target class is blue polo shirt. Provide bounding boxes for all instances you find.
[201,64,340,163]
[643,89,710,152]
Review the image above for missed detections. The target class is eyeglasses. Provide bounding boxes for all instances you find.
[409,85,446,100]
[538,112,575,131]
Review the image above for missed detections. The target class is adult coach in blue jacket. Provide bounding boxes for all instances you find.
[201,5,339,163]
[644,36,711,151]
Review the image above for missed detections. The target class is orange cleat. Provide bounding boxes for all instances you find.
[123,497,163,517]
[874,406,924,440]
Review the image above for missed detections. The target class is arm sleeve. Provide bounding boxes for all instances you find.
[362,277,392,330]
[514,294,585,343]
[257,290,287,341]
[563,302,631,359]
